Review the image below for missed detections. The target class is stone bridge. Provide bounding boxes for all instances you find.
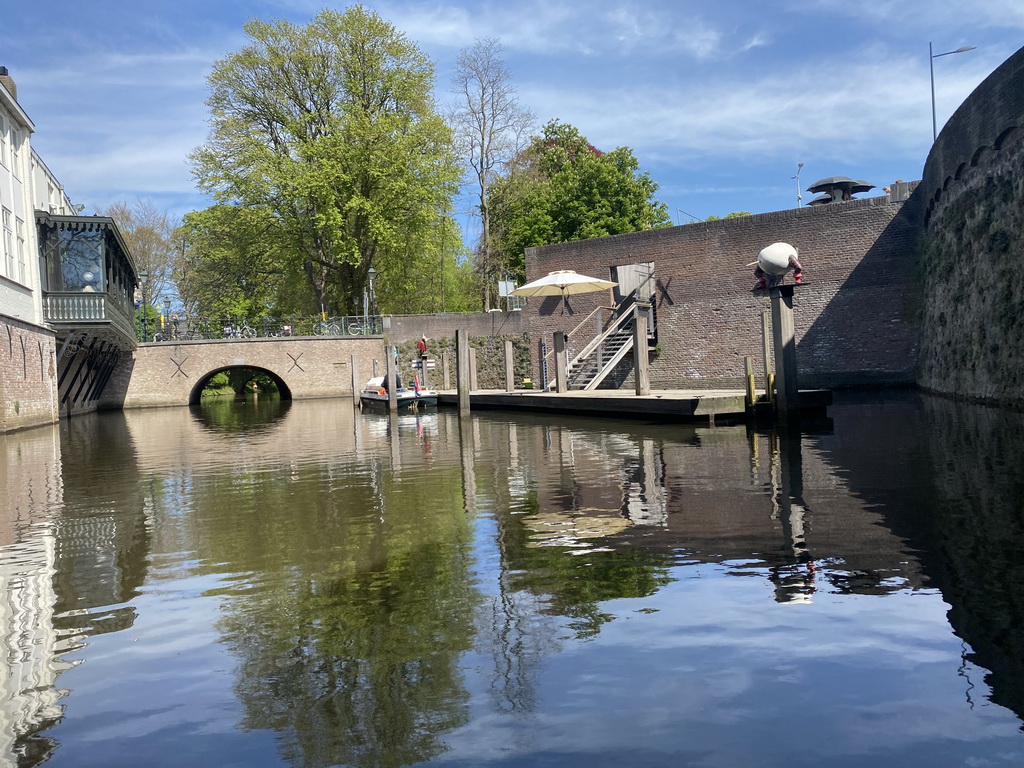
[110,336,386,408]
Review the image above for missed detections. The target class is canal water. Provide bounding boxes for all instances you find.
[3,391,1024,767]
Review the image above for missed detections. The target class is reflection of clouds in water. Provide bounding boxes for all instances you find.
[443,571,1017,765]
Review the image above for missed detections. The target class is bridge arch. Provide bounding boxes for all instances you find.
[187,365,294,405]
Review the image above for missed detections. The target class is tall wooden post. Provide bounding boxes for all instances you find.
[504,339,515,391]
[385,345,398,411]
[469,347,478,390]
[350,354,360,407]
[554,331,568,393]
[770,285,799,423]
[761,309,773,404]
[744,356,756,418]
[633,303,651,396]
[442,351,451,390]
[456,329,470,415]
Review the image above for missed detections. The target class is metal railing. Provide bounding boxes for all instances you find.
[143,315,383,343]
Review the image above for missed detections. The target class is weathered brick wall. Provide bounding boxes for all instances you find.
[524,196,921,390]
[384,311,531,389]
[916,45,1024,407]
[0,316,58,432]
[383,311,526,345]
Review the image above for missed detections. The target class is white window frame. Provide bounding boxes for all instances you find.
[9,126,20,179]
[2,208,13,278]
[0,114,8,169]
[16,217,26,284]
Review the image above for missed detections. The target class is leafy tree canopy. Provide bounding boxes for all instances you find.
[487,121,671,279]
[189,5,461,316]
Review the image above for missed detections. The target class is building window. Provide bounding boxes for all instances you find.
[2,208,13,278]
[0,114,7,169]
[16,217,26,284]
[10,127,20,179]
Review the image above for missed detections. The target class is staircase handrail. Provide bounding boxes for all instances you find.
[546,307,638,390]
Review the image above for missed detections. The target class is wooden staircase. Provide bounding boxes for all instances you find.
[546,298,654,391]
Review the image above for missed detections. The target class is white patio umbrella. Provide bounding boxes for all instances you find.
[510,270,617,311]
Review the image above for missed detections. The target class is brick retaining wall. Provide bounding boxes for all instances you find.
[524,196,921,390]
[0,316,58,432]
[916,45,1024,407]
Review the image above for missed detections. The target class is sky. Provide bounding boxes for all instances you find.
[5,0,1022,246]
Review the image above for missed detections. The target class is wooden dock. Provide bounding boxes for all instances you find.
[435,388,832,423]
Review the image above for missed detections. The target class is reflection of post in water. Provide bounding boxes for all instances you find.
[766,428,816,603]
[621,437,668,526]
[482,418,549,717]
[459,416,477,518]
[387,409,401,468]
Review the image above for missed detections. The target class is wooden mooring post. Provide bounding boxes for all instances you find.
[504,339,515,392]
[386,344,398,411]
[769,285,799,423]
[456,329,471,415]
[554,331,568,393]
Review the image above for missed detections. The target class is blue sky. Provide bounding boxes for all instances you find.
[5,0,1022,245]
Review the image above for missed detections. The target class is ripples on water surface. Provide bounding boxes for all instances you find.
[2,391,1024,767]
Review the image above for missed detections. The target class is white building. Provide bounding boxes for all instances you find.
[0,67,139,433]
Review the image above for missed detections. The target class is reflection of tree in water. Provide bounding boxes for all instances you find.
[191,394,290,434]
[193,452,480,768]
[498,497,674,640]
[223,561,476,768]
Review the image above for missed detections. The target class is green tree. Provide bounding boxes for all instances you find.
[176,204,289,319]
[190,6,461,316]
[487,121,671,279]
[705,211,752,221]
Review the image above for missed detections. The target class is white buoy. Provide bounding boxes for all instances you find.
[757,242,798,276]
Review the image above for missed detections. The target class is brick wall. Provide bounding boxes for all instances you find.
[383,311,527,345]
[0,316,58,432]
[915,45,1024,407]
[523,196,921,390]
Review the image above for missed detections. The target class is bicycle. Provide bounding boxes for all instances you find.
[313,320,342,336]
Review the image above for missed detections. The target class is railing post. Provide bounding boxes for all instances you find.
[633,303,651,396]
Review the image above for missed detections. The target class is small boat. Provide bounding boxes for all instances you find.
[359,376,438,410]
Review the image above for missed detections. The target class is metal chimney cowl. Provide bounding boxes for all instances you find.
[0,67,17,101]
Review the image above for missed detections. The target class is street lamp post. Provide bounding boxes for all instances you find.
[367,267,378,332]
[930,43,976,141]
[163,298,171,337]
[138,269,149,343]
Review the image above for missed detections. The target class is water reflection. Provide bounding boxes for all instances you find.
[1,391,1024,766]
[192,393,292,434]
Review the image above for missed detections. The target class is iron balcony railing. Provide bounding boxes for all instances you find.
[142,315,384,343]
